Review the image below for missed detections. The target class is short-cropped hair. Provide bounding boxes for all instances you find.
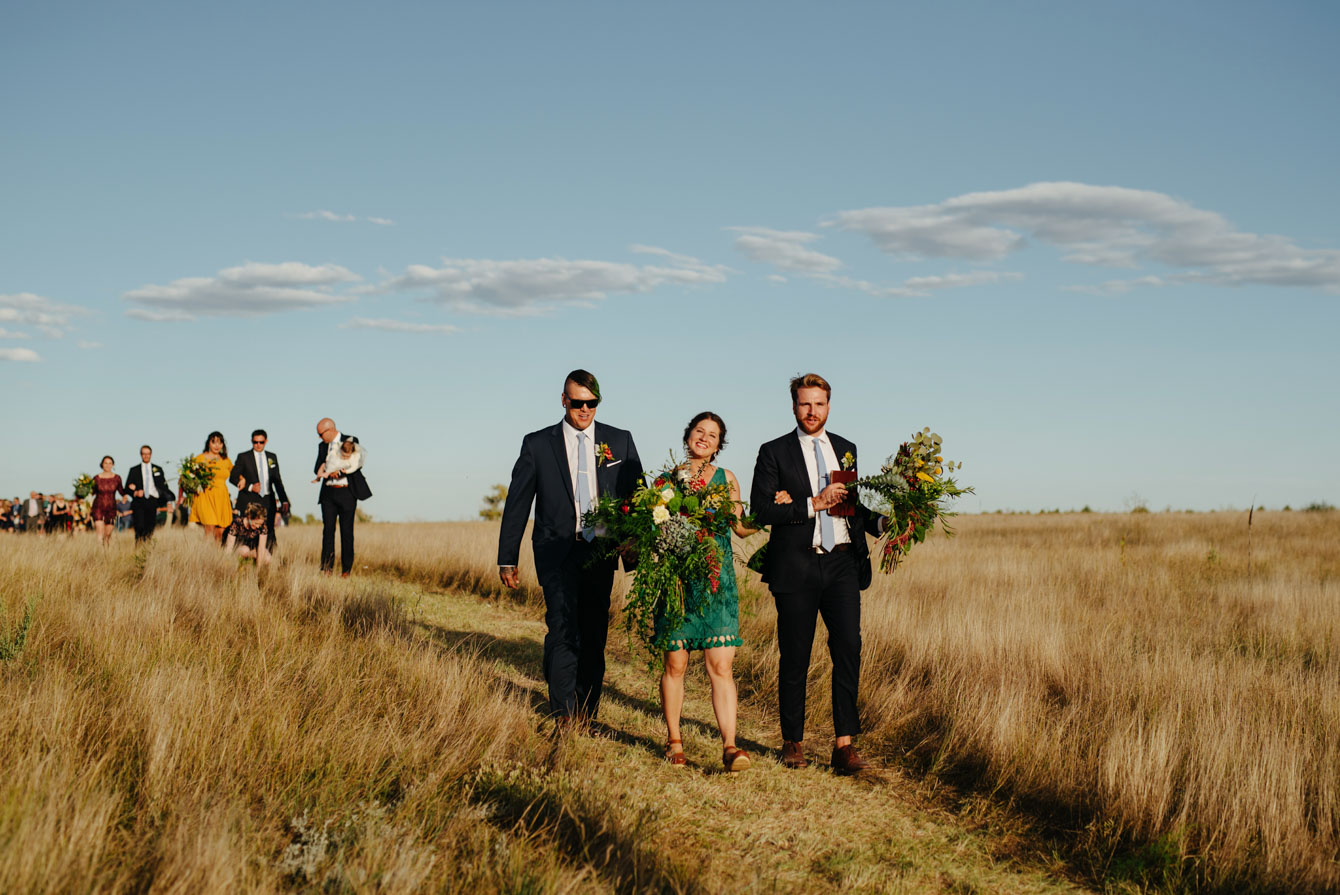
[140,444,152,453]
[789,373,832,401]
[251,429,267,440]
[564,369,601,400]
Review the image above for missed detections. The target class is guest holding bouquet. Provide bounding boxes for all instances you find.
[183,431,233,541]
[657,412,759,773]
[91,456,125,546]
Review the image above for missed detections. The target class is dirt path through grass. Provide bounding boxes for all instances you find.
[403,579,1093,895]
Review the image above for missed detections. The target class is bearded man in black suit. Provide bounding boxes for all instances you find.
[750,373,887,775]
[229,429,290,550]
[497,369,644,726]
[124,445,175,543]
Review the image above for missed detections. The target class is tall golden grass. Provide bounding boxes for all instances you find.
[6,510,1337,892]
[730,510,1340,892]
[0,530,650,893]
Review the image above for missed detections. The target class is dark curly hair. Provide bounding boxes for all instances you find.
[204,431,228,459]
[682,411,728,461]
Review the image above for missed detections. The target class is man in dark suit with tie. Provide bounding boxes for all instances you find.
[497,369,644,726]
[315,417,372,576]
[124,445,175,543]
[229,429,290,551]
[751,373,886,775]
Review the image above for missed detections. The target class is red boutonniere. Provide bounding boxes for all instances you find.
[596,442,615,466]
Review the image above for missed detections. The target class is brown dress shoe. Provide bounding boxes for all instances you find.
[831,744,871,775]
[781,740,809,769]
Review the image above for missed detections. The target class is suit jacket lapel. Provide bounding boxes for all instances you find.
[592,423,613,495]
[548,423,575,505]
[785,432,815,498]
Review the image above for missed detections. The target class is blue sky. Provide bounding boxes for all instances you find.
[4,1,1337,519]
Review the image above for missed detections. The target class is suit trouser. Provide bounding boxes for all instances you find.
[131,498,159,542]
[538,539,616,719]
[320,487,356,573]
[772,548,862,742]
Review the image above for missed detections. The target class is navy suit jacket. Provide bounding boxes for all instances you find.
[750,430,881,591]
[230,451,289,505]
[497,420,643,577]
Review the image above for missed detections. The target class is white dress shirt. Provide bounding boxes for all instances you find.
[561,419,599,533]
[324,433,348,486]
[797,427,851,549]
[141,462,158,499]
[251,450,268,495]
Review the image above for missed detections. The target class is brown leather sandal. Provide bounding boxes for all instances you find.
[665,738,686,766]
[723,745,751,773]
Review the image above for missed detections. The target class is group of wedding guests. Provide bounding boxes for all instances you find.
[499,370,883,776]
[10,419,371,575]
[2,492,91,534]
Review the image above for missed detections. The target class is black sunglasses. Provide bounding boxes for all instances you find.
[566,397,600,409]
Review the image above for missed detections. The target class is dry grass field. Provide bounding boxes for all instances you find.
[2,510,1337,893]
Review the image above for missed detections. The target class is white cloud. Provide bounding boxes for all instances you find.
[379,246,729,315]
[0,347,40,363]
[816,270,1023,298]
[0,327,31,339]
[766,274,788,284]
[123,262,361,320]
[295,210,396,226]
[727,227,844,273]
[831,182,1340,292]
[341,317,459,334]
[1062,276,1167,296]
[125,308,195,322]
[296,210,357,222]
[0,293,88,337]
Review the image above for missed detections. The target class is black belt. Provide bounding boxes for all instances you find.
[812,543,852,555]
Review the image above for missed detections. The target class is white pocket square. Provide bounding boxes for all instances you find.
[604,460,622,467]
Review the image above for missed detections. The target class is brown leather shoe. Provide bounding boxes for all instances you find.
[781,740,809,769]
[831,744,871,775]
[723,746,751,773]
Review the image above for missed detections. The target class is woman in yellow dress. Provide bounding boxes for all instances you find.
[183,431,234,541]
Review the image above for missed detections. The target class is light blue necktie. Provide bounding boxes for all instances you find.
[577,432,594,541]
[814,437,836,552]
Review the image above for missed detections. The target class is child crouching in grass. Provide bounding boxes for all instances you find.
[225,501,272,566]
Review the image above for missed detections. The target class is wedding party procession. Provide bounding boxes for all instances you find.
[5,3,1338,893]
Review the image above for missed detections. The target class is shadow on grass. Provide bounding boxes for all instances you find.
[415,620,771,764]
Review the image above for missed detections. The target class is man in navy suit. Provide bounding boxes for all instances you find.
[498,369,644,725]
[751,373,886,775]
[230,429,290,551]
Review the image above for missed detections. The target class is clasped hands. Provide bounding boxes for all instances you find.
[775,485,847,512]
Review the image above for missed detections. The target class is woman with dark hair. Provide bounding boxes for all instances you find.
[658,411,759,773]
[183,431,234,541]
[91,455,125,546]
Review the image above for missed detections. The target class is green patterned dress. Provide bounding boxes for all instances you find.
[654,467,744,651]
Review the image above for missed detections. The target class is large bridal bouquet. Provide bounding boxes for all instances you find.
[847,428,972,573]
[176,455,215,500]
[584,457,749,655]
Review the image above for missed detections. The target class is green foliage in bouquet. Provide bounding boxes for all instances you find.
[176,455,214,499]
[71,474,95,501]
[849,428,973,573]
[584,456,748,661]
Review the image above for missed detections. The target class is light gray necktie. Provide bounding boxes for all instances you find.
[814,438,836,552]
[577,432,593,541]
[256,451,268,495]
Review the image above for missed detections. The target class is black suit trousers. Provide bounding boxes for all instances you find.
[320,488,356,573]
[538,539,616,719]
[130,497,159,542]
[772,549,862,742]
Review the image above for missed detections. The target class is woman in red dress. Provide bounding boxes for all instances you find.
[91,455,125,547]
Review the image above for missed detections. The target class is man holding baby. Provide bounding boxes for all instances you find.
[315,417,372,577]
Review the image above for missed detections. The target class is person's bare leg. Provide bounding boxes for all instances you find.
[660,648,689,754]
[704,645,739,748]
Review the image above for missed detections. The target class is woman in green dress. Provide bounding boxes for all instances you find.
[658,411,759,773]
